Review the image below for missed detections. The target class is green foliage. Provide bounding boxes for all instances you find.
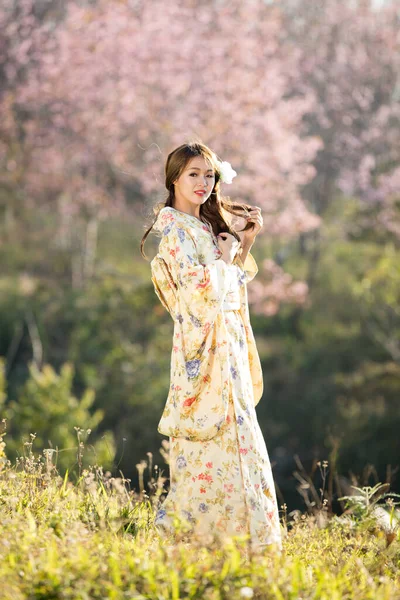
[337,482,400,547]
[0,207,172,479]
[1,359,116,475]
[339,481,400,520]
[352,243,400,360]
[253,196,400,506]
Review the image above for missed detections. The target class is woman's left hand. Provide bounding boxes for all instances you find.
[237,206,263,247]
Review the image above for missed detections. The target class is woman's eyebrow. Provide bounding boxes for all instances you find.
[187,167,215,172]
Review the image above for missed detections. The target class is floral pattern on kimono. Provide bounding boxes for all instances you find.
[150,207,263,442]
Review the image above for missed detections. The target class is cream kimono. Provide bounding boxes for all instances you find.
[150,206,282,550]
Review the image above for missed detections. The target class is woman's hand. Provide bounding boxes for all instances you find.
[217,232,241,265]
[237,206,263,248]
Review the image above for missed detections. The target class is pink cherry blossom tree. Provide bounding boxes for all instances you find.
[284,0,400,236]
[3,0,399,310]
[8,0,323,300]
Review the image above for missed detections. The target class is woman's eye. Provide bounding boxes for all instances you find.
[190,173,215,177]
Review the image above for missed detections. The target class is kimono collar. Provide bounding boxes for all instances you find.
[153,206,210,234]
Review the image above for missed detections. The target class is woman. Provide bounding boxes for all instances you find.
[141,141,282,553]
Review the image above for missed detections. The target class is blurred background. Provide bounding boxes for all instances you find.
[0,0,399,511]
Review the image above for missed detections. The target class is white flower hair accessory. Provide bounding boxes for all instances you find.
[215,160,237,184]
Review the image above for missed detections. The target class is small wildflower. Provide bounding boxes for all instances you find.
[240,587,254,599]
[136,460,147,474]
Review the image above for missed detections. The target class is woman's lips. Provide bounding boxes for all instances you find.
[195,191,206,195]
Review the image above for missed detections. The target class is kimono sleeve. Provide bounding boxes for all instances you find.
[158,220,244,330]
[156,219,238,441]
[234,250,259,283]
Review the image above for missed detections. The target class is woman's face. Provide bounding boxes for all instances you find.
[173,156,216,209]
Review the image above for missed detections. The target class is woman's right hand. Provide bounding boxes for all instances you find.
[217,232,241,265]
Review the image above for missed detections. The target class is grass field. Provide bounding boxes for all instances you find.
[1,426,399,600]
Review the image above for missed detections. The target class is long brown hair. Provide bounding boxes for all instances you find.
[140,140,254,260]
